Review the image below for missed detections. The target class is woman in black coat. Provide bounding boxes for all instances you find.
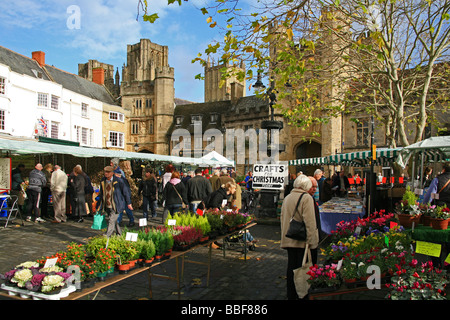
[206,182,236,209]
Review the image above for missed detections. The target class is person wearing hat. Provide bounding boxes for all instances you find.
[96,166,133,237]
[112,167,135,227]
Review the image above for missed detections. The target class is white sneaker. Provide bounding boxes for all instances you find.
[26,216,32,222]
[35,217,45,223]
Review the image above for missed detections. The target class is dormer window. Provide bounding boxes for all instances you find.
[175,116,183,126]
[210,113,219,124]
[191,115,202,124]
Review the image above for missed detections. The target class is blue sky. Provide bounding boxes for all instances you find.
[0,0,234,103]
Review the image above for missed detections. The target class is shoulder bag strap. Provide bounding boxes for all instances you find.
[438,178,450,194]
[291,193,305,220]
[172,183,183,202]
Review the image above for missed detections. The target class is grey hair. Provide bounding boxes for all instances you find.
[314,169,322,176]
[111,158,120,167]
[293,174,312,191]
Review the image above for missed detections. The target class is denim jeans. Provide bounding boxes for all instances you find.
[142,196,158,218]
[189,201,201,214]
[118,207,134,224]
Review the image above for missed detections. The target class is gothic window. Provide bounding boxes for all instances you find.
[135,99,142,109]
[356,119,369,146]
[131,121,139,135]
[149,120,154,134]
[146,99,152,108]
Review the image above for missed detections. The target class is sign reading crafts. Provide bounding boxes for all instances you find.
[252,164,288,190]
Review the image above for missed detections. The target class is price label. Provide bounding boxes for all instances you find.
[414,188,423,195]
[43,257,58,269]
[415,241,441,258]
[168,219,176,226]
[431,193,440,200]
[125,232,138,242]
[139,218,147,227]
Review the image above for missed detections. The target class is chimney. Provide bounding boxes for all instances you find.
[32,51,45,67]
[92,67,105,85]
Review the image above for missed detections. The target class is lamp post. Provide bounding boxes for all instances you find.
[134,143,139,152]
[252,76,285,217]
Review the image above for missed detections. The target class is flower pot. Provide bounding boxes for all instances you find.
[431,218,449,230]
[422,215,433,227]
[117,263,130,274]
[96,271,108,281]
[397,213,421,228]
[145,258,154,266]
[154,255,163,262]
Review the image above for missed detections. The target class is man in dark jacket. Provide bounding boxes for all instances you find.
[96,166,133,237]
[138,168,158,219]
[26,163,47,223]
[187,168,212,213]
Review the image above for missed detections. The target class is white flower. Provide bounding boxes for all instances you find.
[358,262,365,267]
[42,275,65,287]
[11,269,33,287]
[15,261,39,269]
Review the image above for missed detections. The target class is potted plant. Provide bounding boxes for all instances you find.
[340,259,359,285]
[141,240,156,266]
[385,260,448,300]
[396,187,421,227]
[420,204,435,226]
[307,263,341,292]
[431,205,450,230]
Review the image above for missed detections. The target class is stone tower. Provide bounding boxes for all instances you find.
[204,58,246,102]
[121,39,174,154]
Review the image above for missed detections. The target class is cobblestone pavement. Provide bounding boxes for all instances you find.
[0,210,290,301]
[0,209,387,302]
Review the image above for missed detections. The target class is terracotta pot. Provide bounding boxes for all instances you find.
[117,263,130,273]
[422,215,433,227]
[397,213,421,228]
[431,218,449,230]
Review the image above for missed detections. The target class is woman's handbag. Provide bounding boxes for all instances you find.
[91,212,107,230]
[293,244,312,299]
[173,184,187,209]
[285,193,307,241]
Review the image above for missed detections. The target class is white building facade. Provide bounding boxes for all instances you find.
[0,47,118,147]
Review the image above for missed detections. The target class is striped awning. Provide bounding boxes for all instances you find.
[289,148,402,167]
[289,157,327,166]
[326,148,402,167]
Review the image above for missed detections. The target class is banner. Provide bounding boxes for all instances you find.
[252,164,287,190]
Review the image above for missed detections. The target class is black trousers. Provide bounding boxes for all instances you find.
[286,247,318,300]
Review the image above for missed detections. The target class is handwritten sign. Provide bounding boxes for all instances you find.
[415,241,441,258]
[43,257,58,269]
[168,219,176,226]
[139,218,147,227]
[125,232,138,242]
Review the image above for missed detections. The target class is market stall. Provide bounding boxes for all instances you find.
[396,136,450,189]
[319,197,365,234]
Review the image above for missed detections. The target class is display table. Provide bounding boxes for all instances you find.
[0,223,257,301]
[319,198,365,234]
[406,225,450,243]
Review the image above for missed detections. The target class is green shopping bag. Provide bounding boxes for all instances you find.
[91,213,107,230]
